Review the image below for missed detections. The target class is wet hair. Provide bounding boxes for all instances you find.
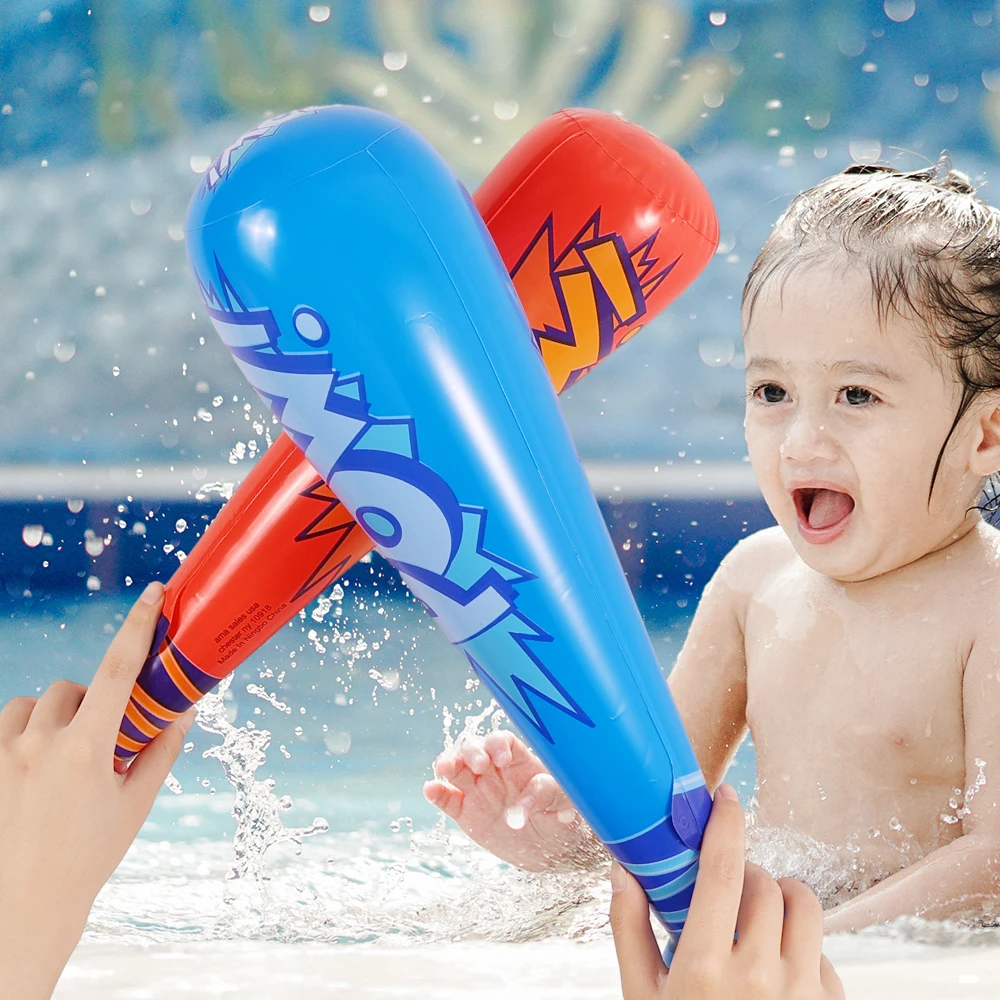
[742,158,1000,509]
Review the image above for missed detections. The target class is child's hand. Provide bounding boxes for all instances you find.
[423,731,601,871]
[609,784,845,999]
[0,581,195,1000]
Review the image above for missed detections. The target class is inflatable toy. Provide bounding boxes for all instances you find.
[116,108,719,770]
[182,104,716,937]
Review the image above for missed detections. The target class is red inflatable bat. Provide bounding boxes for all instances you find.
[115,108,719,766]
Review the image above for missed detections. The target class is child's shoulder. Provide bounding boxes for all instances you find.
[956,520,1000,583]
[714,525,796,594]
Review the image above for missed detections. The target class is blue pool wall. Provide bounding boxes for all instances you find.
[0,464,775,608]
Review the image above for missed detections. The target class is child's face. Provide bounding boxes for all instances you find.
[742,260,982,583]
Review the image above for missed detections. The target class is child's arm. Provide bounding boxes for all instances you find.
[0,582,194,1000]
[666,536,753,791]
[822,629,1000,933]
[423,532,756,870]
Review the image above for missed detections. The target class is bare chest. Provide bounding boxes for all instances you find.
[742,574,967,784]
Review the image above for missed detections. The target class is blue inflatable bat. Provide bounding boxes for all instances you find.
[185,105,711,937]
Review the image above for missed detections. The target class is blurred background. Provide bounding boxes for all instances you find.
[3,0,999,595]
[3,2,1000,971]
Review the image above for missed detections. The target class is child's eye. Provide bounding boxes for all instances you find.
[839,386,878,406]
[749,383,787,404]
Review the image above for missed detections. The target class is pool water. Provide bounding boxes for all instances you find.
[3,572,999,998]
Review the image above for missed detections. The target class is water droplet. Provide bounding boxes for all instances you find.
[324,731,351,755]
[21,524,44,548]
[53,341,76,363]
[505,805,526,830]
[698,336,735,367]
[849,138,882,163]
[308,4,331,22]
[709,10,727,26]
[189,155,212,174]
[84,530,105,557]
[86,575,101,592]
[382,51,407,71]
[129,196,151,216]
[196,407,213,422]
[883,0,915,22]
[493,100,519,121]
[805,109,831,130]
[914,72,930,87]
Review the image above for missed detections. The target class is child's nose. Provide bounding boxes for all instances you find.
[779,411,838,464]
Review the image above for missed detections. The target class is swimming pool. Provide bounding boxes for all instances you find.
[0,575,985,1000]
[6,563,1000,996]
[0,570,716,978]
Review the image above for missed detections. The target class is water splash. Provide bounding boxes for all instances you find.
[194,674,329,930]
[195,480,235,501]
[745,820,895,907]
[940,757,988,826]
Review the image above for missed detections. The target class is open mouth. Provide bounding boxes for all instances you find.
[792,487,855,541]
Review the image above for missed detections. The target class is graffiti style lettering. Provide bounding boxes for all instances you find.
[510,209,680,392]
[291,479,368,602]
[202,267,593,742]
[202,107,320,193]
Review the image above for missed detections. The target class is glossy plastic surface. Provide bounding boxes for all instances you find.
[181,105,715,934]
[116,108,719,769]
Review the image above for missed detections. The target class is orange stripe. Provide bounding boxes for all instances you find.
[125,700,162,739]
[116,732,146,754]
[129,681,182,723]
[581,239,640,324]
[159,645,204,705]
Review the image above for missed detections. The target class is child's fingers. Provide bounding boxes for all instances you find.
[483,731,514,768]
[423,778,464,820]
[458,738,490,775]
[733,862,785,958]
[609,862,665,998]
[431,750,461,781]
[677,783,746,962]
[503,733,546,773]
[24,680,87,732]
[820,955,846,998]
[516,771,570,814]
[777,877,825,969]
[123,708,194,823]
[0,696,38,740]
[432,751,480,797]
[75,581,164,749]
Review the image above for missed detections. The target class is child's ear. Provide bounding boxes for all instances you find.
[969,400,1000,477]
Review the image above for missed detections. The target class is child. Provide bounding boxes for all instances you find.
[424,160,1000,935]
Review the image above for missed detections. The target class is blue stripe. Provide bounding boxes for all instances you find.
[623,848,697,878]
[645,861,699,901]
